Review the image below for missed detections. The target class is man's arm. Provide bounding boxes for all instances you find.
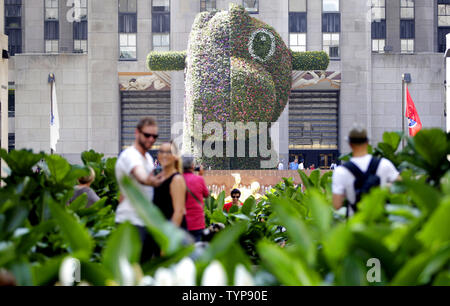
[131,165,164,187]
[332,193,345,210]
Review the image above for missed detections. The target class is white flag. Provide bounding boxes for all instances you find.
[50,81,60,152]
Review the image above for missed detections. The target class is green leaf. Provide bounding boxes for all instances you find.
[80,261,113,286]
[298,170,313,189]
[399,178,441,215]
[45,155,71,184]
[48,199,94,259]
[31,256,64,286]
[257,240,321,286]
[211,210,227,224]
[120,176,187,255]
[102,222,141,285]
[417,197,450,249]
[199,221,247,263]
[309,170,321,188]
[216,191,226,212]
[68,193,88,212]
[433,271,450,285]
[269,196,315,264]
[0,149,44,175]
[413,128,448,169]
[8,260,33,286]
[0,241,16,266]
[241,196,256,216]
[323,223,353,266]
[382,131,402,151]
[307,190,332,236]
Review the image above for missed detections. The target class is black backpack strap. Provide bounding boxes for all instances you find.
[342,161,365,183]
[367,157,381,176]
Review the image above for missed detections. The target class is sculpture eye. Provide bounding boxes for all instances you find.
[248,28,276,62]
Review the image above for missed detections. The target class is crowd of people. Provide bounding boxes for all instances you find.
[67,117,400,262]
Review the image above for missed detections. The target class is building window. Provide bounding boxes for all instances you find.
[289,1,307,52]
[371,0,386,53]
[73,21,88,53]
[45,0,59,53]
[323,0,339,12]
[243,0,258,14]
[200,0,216,12]
[152,0,170,51]
[400,0,414,19]
[438,1,450,52]
[5,0,22,56]
[120,33,137,59]
[119,0,137,59]
[45,0,58,20]
[8,88,15,118]
[71,0,88,53]
[322,0,340,59]
[400,0,414,53]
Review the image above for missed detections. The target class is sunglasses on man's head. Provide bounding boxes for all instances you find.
[140,130,159,139]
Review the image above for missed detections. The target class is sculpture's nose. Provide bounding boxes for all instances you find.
[230,56,277,123]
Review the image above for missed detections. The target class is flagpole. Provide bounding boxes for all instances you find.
[402,75,405,149]
[49,73,54,155]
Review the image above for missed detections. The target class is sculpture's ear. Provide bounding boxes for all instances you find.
[291,51,329,71]
[147,51,186,71]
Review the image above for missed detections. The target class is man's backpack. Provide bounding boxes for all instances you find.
[342,157,381,217]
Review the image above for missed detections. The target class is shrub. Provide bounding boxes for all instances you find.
[147,51,186,71]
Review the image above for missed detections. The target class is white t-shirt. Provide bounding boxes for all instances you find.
[332,155,399,215]
[115,146,154,226]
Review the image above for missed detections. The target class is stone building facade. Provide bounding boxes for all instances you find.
[5,0,447,168]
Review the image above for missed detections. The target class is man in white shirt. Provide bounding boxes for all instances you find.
[115,117,164,261]
[278,160,284,170]
[332,126,400,217]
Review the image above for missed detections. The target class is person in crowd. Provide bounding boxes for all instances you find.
[68,166,100,208]
[299,160,305,170]
[182,155,209,242]
[115,117,164,262]
[278,160,284,170]
[332,126,400,218]
[330,161,337,170]
[153,141,187,230]
[223,189,243,213]
[310,164,315,170]
[289,158,299,170]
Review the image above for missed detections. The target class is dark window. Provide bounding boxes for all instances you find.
[44,21,59,40]
[8,89,15,118]
[152,13,170,33]
[400,19,415,39]
[200,0,216,12]
[371,20,386,39]
[243,0,258,13]
[119,14,137,33]
[438,27,450,53]
[289,12,307,33]
[5,0,22,56]
[73,21,87,40]
[322,13,340,33]
[8,133,15,152]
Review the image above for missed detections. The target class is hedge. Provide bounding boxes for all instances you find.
[146,51,186,71]
[147,50,329,72]
[291,51,329,71]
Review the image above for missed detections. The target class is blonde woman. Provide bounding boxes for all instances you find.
[68,167,100,208]
[153,141,187,229]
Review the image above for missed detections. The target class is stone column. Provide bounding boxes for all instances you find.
[339,0,372,153]
[23,0,44,53]
[87,0,119,157]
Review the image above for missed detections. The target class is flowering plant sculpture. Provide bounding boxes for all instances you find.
[147,4,329,169]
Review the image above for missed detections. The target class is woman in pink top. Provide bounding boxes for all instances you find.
[182,156,209,242]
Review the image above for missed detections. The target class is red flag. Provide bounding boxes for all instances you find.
[405,86,422,137]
